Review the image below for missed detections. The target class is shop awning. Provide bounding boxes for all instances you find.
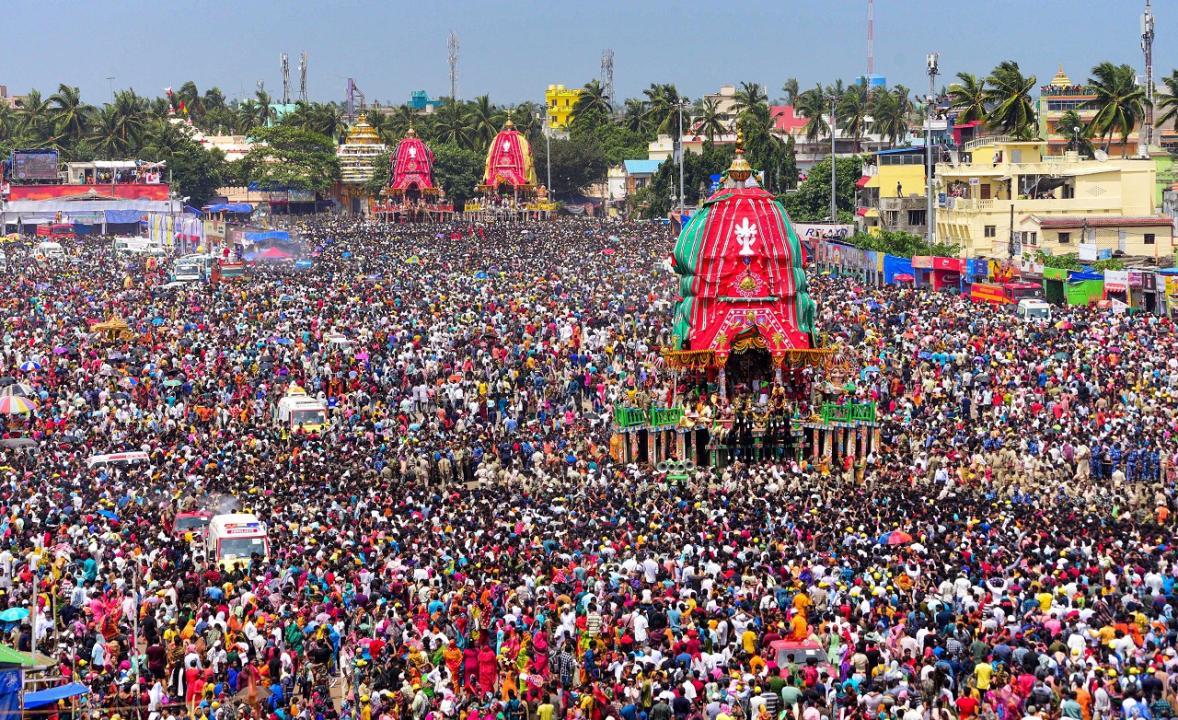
[24,682,90,709]
[855,175,877,188]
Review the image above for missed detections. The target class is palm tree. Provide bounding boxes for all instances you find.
[177,81,205,120]
[642,83,686,135]
[141,118,190,159]
[109,90,148,154]
[237,100,262,133]
[694,97,727,142]
[837,84,870,152]
[1087,62,1149,157]
[1056,109,1095,157]
[512,102,542,138]
[1155,70,1178,129]
[870,88,906,147]
[984,61,1037,139]
[622,99,649,134]
[732,81,768,121]
[947,72,987,124]
[90,105,123,158]
[48,84,90,145]
[796,86,830,142]
[17,89,51,139]
[571,79,611,126]
[782,78,800,105]
[891,85,913,121]
[254,90,275,127]
[435,99,472,148]
[311,103,344,140]
[467,95,499,147]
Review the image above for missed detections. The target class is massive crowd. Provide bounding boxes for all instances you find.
[0,218,1174,720]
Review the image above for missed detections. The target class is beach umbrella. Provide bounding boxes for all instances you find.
[878,530,913,546]
[602,248,616,256]
[118,377,139,389]
[52,346,71,355]
[0,396,37,415]
[162,379,182,388]
[893,273,915,283]
[97,509,119,522]
[18,360,42,372]
[0,384,35,398]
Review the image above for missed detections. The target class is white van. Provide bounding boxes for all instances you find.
[172,254,214,282]
[206,513,269,569]
[35,241,65,260]
[273,385,328,433]
[1016,299,1052,322]
[86,451,151,469]
[114,237,165,256]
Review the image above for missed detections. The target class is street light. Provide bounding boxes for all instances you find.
[535,111,552,194]
[926,52,939,245]
[675,99,688,218]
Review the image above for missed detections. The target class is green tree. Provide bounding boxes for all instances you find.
[782,77,800,105]
[985,61,1037,138]
[643,83,687,135]
[363,148,393,197]
[434,100,473,149]
[1057,109,1095,156]
[177,81,204,121]
[1087,61,1149,157]
[467,95,501,148]
[1155,70,1178,130]
[570,80,611,132]
[732,81,768,125]
[48,84,90,152]
[590,123,650,165]
[621,98,650,134]
[837,84,870,152]
[694,98,727,142]
[870,88,906,147]
[846,229,959,258]
[533,133,607,196]
[17,89,52,140]
[947,72,988,124]
[781,155,863,222]
[241,125,340,192]
[796,86,830,142]
[166,141,227,206]
[431,143,483,207]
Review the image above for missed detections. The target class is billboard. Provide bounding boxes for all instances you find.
[10,150,59,181]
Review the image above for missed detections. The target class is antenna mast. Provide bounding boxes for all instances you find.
[448,31,460,102]
[281,53,290,104]
[1141,0,1155,154]
[601,49,615,109]
[867,0,875,76]
[299,52,308,102]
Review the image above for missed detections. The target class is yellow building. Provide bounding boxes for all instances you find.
[545,84,583,130]
[936,136,1159,258]
[857,147,929,236]
[1038,65,1140,158]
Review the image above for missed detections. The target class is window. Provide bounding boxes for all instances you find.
[1145,233,1156,245]
[1058,232,1071,244]
[1026,231,1037,246]
[1010,150,1022,163]
[907,210,927,226]
[984,225,997,238]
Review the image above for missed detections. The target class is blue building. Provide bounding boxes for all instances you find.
[409,91,443,112]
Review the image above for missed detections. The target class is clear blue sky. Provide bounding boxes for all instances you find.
[3,0,1172,106]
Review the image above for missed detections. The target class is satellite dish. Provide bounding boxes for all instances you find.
[1093,149,1109,162]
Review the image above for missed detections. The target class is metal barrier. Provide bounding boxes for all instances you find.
[613,406,684,428]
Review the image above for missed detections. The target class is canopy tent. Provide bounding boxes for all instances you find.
[104,209,146,224]
[203,203,253,214]
[1,199,181,227]
[24,682,90,709]
[243,230,291,243]
[0,644,35,667]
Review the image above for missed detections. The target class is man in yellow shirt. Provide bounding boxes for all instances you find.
[974,659,993,691]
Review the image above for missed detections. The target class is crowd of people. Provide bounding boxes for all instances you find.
[0,217,1174,720]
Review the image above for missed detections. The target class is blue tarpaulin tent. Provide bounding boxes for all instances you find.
[24,682,90,709]
[244,230,291,243]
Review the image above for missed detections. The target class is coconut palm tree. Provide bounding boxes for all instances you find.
[90,105,126,158]
[984,61,1037,139]
[1056,109,1095,157]
[141,117,190,160]
[1155,70,1178,129]
[49,84,90,146]
[782,78,800,105]
[571,79,611,127]
[870,88,906,147]
[642,83,686,135]
[254,90,275,127]
[837,84,870,152]
[435,99,472,148]
[694,97,728,142]
[177,81,204,121]
[732,81,768,122]
[1086,61,1149,157]
[467,95,500,147]
[622,99,649,134]
[237,100,262,133]
[17,89,52,139]
[109,90,148,154]
[947,72,987,124]
[796,86,830,142]
[512,102,543,138]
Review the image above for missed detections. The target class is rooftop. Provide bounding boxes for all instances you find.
[623,159,662,175]
[1033,216,1173,229]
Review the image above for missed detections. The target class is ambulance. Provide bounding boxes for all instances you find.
[206,513,269,569]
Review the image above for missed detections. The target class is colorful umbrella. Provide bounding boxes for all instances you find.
[0,383,35,398]
[0,396,37,415]
[878,530,913,545]
[18,360,42,372]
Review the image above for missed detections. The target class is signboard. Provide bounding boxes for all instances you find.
[1078,243,1098,262]
[1166,276,1178,306]
[794,223,852,241]
[224,522,262,535]
[10,150,59,181]
[1103,269,1129,293]
[1127,270,1143,288]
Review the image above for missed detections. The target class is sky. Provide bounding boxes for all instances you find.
[3,0,1172,107]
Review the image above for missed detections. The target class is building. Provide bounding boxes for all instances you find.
[623,159,660,195]
[936,136,1159,258]
[606,165,627,211]
[408,90,443,113]
[1038,65,1141,158]
[770,105,807,136]
[0,85,26,109]
[701,85,740,128]
[856,147,928,236]
[335,114,387,215]
[545,84,583,130]
[1016,215,1173,260]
